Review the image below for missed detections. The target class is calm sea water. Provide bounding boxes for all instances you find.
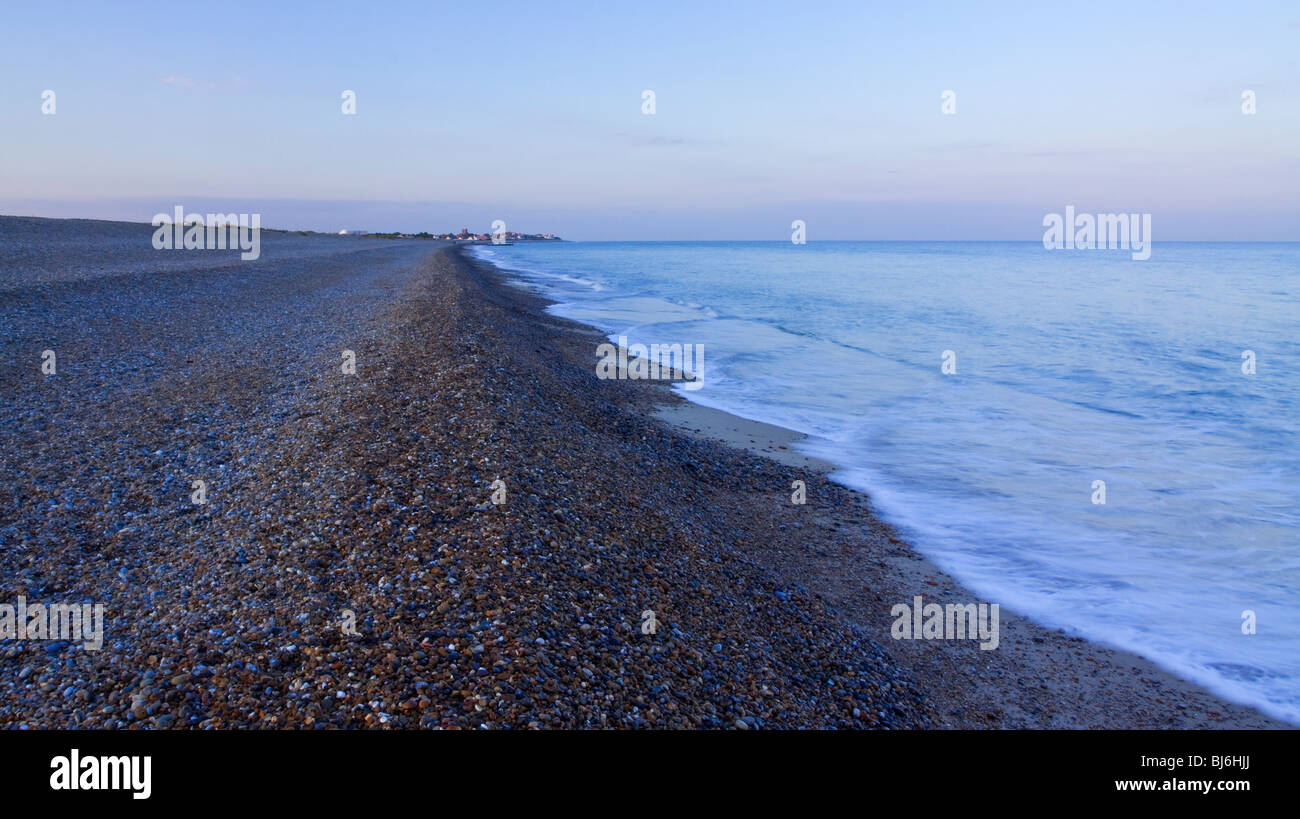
[472,240,1300,722]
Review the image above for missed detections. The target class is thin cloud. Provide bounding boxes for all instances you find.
[607,132,704,148]
[160,75,249,90]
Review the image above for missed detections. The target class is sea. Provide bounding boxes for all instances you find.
[472,240,1300,723]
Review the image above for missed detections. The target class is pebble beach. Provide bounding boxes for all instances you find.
[0,216,1284,730]
[0,216,936,729]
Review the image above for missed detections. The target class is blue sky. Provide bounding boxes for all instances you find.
[2,0,1298,239]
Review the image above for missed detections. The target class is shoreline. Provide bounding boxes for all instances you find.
[0,216,1287,728]
[468,246,1291,729]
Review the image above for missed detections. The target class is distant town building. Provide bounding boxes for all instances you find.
[358,228,560,241]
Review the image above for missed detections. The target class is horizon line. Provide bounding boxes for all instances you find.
[5,214,1300,244]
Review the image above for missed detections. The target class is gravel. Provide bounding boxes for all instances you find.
[0,216,934,729]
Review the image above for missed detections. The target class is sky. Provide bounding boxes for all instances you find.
[2,0,1298,240]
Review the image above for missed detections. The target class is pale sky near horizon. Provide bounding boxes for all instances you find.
[2,0,1298,239]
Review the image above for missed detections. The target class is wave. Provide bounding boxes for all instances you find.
[474,240,1300,724]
